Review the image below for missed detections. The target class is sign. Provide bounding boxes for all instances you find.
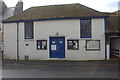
[51,45,56,50]
[86,40,100,50]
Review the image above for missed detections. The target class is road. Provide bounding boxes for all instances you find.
[2,60,119,78]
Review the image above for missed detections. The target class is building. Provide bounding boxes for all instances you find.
[106,11,120,60]
[2,3,108,60]
[0,0,23,50]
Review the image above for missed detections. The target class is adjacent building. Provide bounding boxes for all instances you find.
[3,3,108,60]
[0,0,23,50]
[106,11,120,59]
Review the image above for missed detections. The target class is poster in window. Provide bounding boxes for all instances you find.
[86,40,100,50]
[38,46,40,49]
[68,41,73,49]
[42,41,46,49]
[73,41,78,49]
[37,41,41,49]
[51,45,56,50]
[69,41,72,46]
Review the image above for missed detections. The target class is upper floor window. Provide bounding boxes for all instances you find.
[25,22,34,39]
[80,19,91,38]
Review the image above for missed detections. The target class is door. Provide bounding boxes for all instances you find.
[110,37,119,59]
[50,37,65,58]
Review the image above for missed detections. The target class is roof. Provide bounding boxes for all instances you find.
[103,12,116,15]
[106,15,119,33]
[105,10,120,33]
[3,3,107,22]
[1,0,23,20]
[113,10,120,15]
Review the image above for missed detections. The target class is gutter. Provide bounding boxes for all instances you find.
[2,16,108,23]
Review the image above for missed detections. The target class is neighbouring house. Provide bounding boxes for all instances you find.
[106,11,120,59]
[2,3,108,60]
[0,0,23,50]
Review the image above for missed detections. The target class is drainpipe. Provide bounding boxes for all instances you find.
[2,24,4,60]
[105,17,107,60]
[17,23,19,61]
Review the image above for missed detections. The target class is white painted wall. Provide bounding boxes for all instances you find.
[4,23,17,60]
[4,18,105,60]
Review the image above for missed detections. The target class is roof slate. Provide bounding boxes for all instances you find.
[3,3,107,22]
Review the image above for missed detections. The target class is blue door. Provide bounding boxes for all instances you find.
[50,37,65,58]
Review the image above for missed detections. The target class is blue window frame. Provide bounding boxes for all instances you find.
[80,19,92,38]
[25,22,34,39]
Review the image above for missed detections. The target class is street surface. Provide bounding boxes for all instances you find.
[2,60,119,78]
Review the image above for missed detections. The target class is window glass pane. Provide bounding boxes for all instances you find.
[68,40,79,50]
[42,41,47,49]
[37,40,47,50]
[80,19,91,38]
[68,41,73,49]
[37,41,41,49]
[73,41,78,49]
[25,22,33,39]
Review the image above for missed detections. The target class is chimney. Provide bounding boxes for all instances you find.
[19,0,22,2]
[14,0,23,15]
[1,0,7,10]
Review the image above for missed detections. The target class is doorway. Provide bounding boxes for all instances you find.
[110,37,119,60]
[49,37,65,58]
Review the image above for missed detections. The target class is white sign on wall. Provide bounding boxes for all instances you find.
[51,45,56,50]
[86,40,100,50]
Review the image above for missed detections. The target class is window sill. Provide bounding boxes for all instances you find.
[80,37,92,40]
[68,49,79,50]
[80,37,92,38]
[86,50,100,51]
[37,49,47,50]
[24,39,34,41]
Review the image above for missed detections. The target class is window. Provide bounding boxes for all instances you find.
[37,40,47,50]
[86,40,100,51]
[67,40,79,50]
[80,19,91,38]
[25,22,34,39]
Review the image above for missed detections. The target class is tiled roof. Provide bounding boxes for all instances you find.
[3,3,107,22]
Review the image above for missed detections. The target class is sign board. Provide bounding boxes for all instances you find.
[86,40,100,50]
[51,45,56,50]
